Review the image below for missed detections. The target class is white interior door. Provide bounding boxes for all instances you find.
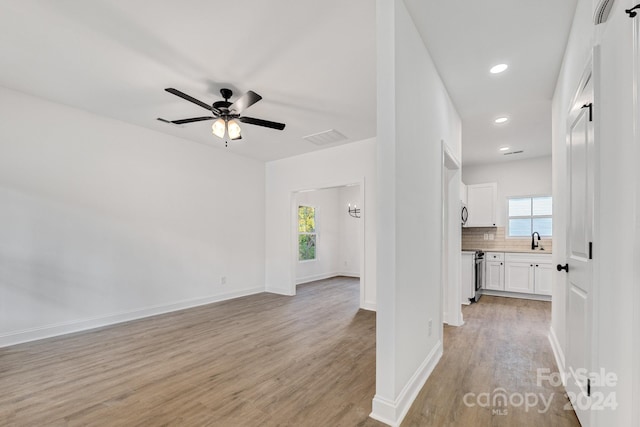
[564,63,595,427]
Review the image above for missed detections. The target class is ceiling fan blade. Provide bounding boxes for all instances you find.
[170,116,214,124]
[239,116,286,130]
[229,91,262,114]
[165,88,212,111]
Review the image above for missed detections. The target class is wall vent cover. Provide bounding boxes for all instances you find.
[303,129,348,145]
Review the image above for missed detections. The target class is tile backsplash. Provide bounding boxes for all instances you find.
[462,227,553,253]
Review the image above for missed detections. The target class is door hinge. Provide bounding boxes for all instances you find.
[581,103,593,121]
[626,5,640,18]
[587,378,591,397]
[589,242,593,260]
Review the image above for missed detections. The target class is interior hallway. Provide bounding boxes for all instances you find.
[0,278,578,426]
[402,296,580,426]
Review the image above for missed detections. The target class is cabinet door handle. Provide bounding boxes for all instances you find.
[535,264,539,267]
[500,262,503,265]
[530,264,533,267]
[556,264,569,273]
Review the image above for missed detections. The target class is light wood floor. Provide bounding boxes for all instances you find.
[401,296,580,427]
[0,278,579,426]
[0,277,376,426]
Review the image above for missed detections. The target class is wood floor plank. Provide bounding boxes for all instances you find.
[0,279,579,426]
[401,296,580,427]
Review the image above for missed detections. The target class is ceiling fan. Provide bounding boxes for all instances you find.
[158,88,286,144]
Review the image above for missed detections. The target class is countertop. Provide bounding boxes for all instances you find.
[462,248,552,254]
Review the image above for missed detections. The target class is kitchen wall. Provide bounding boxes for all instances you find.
[294,185,360,284]
[461,227,553,253]
[0,86,266,347]
[462,156,552,227]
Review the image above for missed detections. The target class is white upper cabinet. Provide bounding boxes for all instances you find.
[465,182,497,227]
[460,181,467,204]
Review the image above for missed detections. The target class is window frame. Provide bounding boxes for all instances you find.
[506,195,553,238]
[297,205,318,262]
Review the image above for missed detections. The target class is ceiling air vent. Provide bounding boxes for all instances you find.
[303,129,348,146]
[594,0,615,24]
[503,150,524,156]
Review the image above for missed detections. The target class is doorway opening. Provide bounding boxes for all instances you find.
[289,183,365,308]
[442,141,464,326]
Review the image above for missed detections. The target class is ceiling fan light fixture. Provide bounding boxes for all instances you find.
[228,119,242,140]
[490,63,508,74]
[212,118,226,138]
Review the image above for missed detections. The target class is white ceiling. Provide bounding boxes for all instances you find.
[0,1,376,162]
[0,1,577,165]
[405,0,578,165]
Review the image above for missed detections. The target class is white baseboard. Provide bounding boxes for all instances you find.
[295,271,360,285]
[361,300,376,311]
[370,340,443,426]
[548,326,566,384]
[265,286,295,296]
[0,287,264,348]
[480,290,551,302]
[337,271,360,278]
[296,271,360,285]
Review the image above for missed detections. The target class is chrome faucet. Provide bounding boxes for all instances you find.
[531,232,541,250]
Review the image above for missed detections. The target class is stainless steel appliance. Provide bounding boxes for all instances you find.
[472,250,484,303]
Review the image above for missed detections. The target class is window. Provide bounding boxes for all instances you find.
[508,196,552,237]
[298,206,316,261]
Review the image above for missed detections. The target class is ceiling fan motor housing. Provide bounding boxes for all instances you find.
[220,88,233,100]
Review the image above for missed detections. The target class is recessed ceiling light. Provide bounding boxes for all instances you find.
[499,146,510,151]
[490,63,508,74]
[494,117,509,124]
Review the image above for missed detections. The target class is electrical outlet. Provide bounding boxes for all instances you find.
[484,233,489,240]
[220,276,227,285]
[428,319,433,336]
[489,234,495,241]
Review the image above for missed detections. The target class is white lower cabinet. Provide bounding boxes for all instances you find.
[484,252,505,291]
[502,253,553,296]
[505,261,535,293]
[533,262,552,296]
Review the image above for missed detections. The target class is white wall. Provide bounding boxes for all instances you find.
[552,0,639,425]
[373,0,462,424]
[265,138,376,308]
[0,86,266,347]
[294,185,360,284]
[592,1,637,424]
[338,185,361,277]
[462,156,552,227]
[550,0,594,384]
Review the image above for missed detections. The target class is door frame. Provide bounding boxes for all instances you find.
[441,140,463,326]
[289,179,367,309]
[632,14,640,427]
[563,49,599,426]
